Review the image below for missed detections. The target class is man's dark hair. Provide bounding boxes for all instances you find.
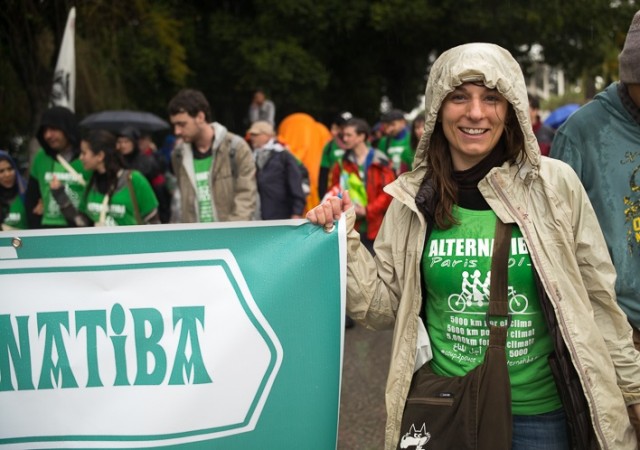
[168,89,212,122]
[345,118,371,139]
[527,93,540,110]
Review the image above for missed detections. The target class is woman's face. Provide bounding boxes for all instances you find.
[0,160,16,189]
[80,140,104,172]
[116,137,135,155]
[440,83,508,171]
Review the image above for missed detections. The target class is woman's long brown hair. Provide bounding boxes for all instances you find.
[424,104,526,229]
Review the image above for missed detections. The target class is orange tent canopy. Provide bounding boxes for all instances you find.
[277,113,331,212]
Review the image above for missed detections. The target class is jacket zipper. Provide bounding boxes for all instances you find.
[488,172,607,449]
[387,183,429,450]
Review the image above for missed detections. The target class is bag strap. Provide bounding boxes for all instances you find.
[97,193,110,226]
[487,218,512,348]
[125,170,143,225]
[56,154,86,187]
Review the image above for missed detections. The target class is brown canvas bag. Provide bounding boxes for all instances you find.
[397,219,513,450]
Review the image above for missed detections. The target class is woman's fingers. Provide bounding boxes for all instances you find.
[306,191,357,226]
[307,195,344,225]
[326,196,343,220]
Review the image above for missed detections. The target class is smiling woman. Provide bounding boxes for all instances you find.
[307,42,640,450]
[440,84,508,171]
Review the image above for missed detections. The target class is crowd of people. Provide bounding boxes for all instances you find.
[0,86,427,237]
[2,11,640,450]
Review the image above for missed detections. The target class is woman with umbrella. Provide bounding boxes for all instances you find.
[50,129,159,226]
[0,150,27,230]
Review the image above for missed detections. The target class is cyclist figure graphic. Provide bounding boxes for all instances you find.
[448,270,528,313]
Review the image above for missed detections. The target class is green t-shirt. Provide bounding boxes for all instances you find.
[193,156,214,223]
[320,139,345,170]
[2,196,27,229]
[422,206,562,415]
[378,129,413,172]
[30,149,91,226]
[81,171,158,226]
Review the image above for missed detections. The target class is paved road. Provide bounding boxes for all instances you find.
[337,323,394,450]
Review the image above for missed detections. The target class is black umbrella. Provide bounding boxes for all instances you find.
[80,110,170,132]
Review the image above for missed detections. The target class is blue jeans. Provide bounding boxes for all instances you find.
[512,408,571,450]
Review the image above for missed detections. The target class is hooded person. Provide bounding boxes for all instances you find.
[25,106,91,228]
[308,43,640,449]
[0,150,27,230]
[551,12,640,441]
[551,10,640,344]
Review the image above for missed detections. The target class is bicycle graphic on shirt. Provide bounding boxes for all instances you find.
[447,270,528,313]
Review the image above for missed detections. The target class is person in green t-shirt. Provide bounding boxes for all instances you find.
[308,43,640,449]
[378,109,414,175]
[25,106,91,228]
[168,88,257,223]
[0,150,27,230]
[50,130,159,226]
[318,112,351,199]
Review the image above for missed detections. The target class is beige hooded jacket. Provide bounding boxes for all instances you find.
[343,43,640,449]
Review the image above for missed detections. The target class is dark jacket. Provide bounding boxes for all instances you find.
[256,140,306,220]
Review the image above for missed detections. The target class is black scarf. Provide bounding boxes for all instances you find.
[452,140,508,210]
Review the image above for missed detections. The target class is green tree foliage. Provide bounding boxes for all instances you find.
[0,0,637,151]
[0,0,187,151]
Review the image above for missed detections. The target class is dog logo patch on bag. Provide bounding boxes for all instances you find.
[399,423,431,449]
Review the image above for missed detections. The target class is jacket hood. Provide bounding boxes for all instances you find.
[211,122,228,151]
[36,106,80,158]
[413,43,540,180]
[257,138,286,153]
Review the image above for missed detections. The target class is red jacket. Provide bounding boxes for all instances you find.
[329,148,395,240]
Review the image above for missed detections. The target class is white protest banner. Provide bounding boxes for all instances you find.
[50,7,76,111]
[0,219,346,449]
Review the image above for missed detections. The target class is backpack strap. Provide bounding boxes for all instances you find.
[226,134,245,179]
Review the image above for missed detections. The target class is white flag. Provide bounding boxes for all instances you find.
[50,7,76,111]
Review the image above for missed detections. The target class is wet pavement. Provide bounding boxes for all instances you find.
[337,324,394,450]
